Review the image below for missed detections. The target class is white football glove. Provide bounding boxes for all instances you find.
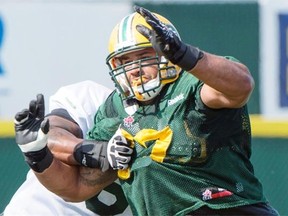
[107,128,133,170]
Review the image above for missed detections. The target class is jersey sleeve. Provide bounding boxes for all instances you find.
[48,80,112,135]
[87,91,123,141]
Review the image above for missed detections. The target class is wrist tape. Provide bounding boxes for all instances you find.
[24,146,53,173]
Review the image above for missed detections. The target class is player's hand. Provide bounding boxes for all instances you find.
[14,94,49,153]
[107,128,133,170]
[134,5,203,71]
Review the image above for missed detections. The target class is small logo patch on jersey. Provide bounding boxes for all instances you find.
[167,93,184,106]
[201,187,233,201]
[123,116,134,128]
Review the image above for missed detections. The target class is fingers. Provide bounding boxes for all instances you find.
[14,109,29,124]
[115,141,133,155]
[134,5,157,23]
[134,5,141,14]
[135,5,151,19]
[40,118,50,134]
[136,25,151,40]
[29,94,45,119]
[36,94,45,118]
[135,5,162,28]
[114,135,126,143]
[112,140,133,170]
[117,158,131,167]
[113,135,133,155]
[113,151,131,170]
[15,94,45,125]
[134,5,145,17]
[135,5,166,41]
[29,99,37,116]
[107,129,133,170]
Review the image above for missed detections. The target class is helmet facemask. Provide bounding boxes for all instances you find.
[108,52,179,101]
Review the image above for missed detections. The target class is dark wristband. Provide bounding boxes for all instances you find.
[24,146,53,173]
[177,44,204,71]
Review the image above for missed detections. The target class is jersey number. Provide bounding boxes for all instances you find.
[85,182,129,215]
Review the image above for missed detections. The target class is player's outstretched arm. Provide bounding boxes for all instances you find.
[14,94,117,202]
[135,5,254,109]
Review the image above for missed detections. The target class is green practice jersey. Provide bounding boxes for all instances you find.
[88,71,266,216]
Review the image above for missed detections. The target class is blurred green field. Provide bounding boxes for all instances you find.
[0,137,29,213]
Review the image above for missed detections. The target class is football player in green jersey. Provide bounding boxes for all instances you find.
[13,5,279,215]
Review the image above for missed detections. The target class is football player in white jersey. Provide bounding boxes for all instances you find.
[3,80,132,216]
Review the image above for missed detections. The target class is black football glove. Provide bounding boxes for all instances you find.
[14,94,52,173]
[15,94,49,152]
[134,5,203,71]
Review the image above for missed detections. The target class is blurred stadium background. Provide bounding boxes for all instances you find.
[0,0,288,214]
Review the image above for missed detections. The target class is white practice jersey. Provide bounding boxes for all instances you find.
[4,80,132,216]
[48,80,112,135]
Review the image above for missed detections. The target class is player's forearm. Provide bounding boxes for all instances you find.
[47,126,81,165]
[34,158,80,201]
[190,52,254,107]
[35,159,117,202]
